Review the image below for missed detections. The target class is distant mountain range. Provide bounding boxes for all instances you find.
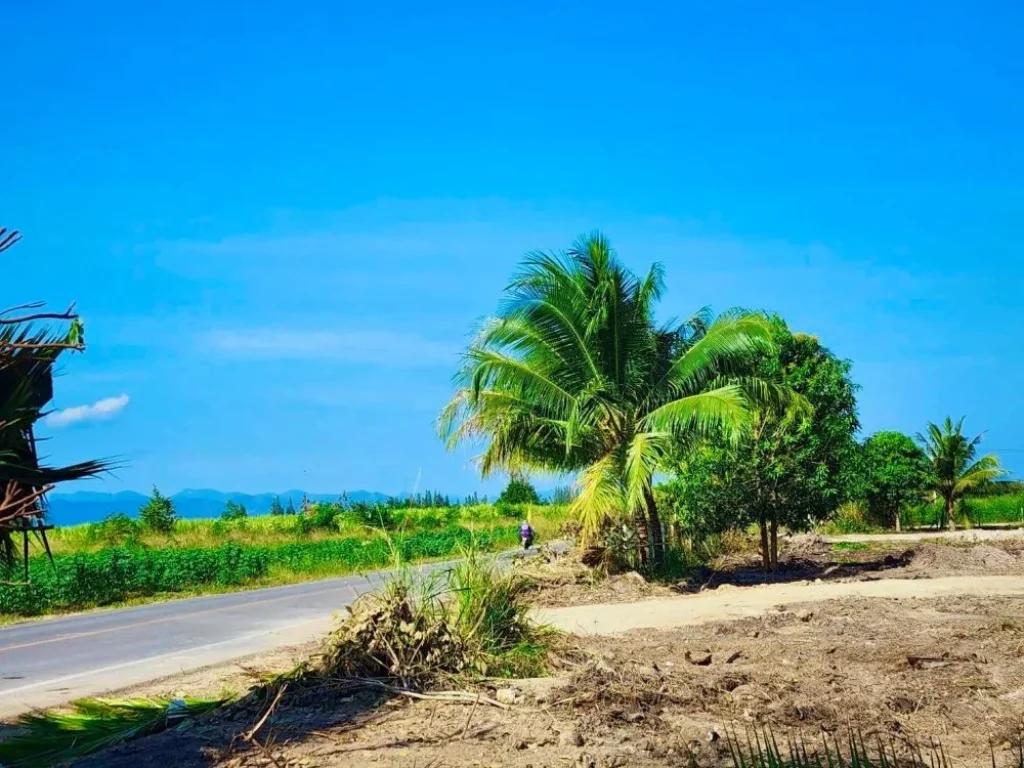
[45,489,389,526]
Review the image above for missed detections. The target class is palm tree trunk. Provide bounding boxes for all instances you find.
[644,488,665,569]
[634,510,650,568]
[894,509,901,533]
[946,496,956,531]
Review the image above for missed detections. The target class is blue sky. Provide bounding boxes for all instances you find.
[3,0,1021,495]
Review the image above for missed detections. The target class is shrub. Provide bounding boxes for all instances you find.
[91,513,140,546]
[220,501,247,521]
[139,487,176,534]
[817,501,881,535]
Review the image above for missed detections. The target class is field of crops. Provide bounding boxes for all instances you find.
[43,503,566,554]
[904,493,1024,529]
[0,525,524,618]
[0,503,570,620]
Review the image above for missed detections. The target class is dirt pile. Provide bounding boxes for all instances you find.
[515,546,675,607]
[904,542,1024,575]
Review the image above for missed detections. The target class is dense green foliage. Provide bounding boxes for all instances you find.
[860,431,929,531]
[664,318,859,569]
[138,487,176,533]
[917,417,1006,530]
[220,500,248,521]
[0,525,519,617]
[441,232,790,566]
[497,475,541,506]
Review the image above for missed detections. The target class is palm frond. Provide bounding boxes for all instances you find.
[641,385,753,444]
[0,697,225,768]
[570,451,626,543]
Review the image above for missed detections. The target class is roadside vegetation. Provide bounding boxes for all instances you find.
[1,488,569,618]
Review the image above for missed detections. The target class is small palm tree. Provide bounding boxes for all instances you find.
[440,232,796,565]
[916,417,1006,530]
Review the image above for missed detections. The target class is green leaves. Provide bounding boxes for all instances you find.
[916,417,1008,527]
[0,697,225,768]
[441,231,790,547]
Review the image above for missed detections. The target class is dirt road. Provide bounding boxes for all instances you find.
[824,527,1024,544]
[537,574,1024,634]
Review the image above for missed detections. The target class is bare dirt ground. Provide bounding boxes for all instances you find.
[49,535,1024,767]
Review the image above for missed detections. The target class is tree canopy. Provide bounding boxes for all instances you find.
[861,431,929,531]
[663,318,859,569]
[440,231,793,565]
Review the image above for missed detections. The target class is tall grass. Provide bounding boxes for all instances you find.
[724,728,1023,768]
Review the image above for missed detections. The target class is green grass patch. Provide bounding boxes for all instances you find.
[831,541,870,552]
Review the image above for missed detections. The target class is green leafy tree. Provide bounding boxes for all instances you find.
[285,497,296,515]
[139,486,176,533]
[917,417,1007,530]
[269,495,285,516]
[664,319,859,570]
[861,431,929,531]
[498,474,542,506]
[439,232,793,566]
[221,500,247,521]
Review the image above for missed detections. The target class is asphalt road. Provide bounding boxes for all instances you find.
[0,547,539,717]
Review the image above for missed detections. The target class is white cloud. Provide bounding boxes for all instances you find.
[46,394,131,428]
[201,329,458,366]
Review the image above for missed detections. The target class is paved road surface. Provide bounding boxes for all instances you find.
[0,548,539,717]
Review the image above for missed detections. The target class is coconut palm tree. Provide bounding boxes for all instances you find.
[916,417,1006,530]
[439,232,797,565]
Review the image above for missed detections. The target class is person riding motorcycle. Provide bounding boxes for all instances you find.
[519,520,534,549]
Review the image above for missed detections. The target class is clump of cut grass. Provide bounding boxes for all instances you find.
[0,697,225,768]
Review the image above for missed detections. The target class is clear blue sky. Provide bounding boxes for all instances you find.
[3,0,1021,495]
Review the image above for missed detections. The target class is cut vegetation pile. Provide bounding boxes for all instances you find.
[321,575,471,688]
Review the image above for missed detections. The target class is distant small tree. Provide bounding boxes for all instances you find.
[285,498,297,515]
[861,431,929,532]
[140,486,176,533]
[221,500,248,521]
[498,474,542,506]
[269,495,285,516]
